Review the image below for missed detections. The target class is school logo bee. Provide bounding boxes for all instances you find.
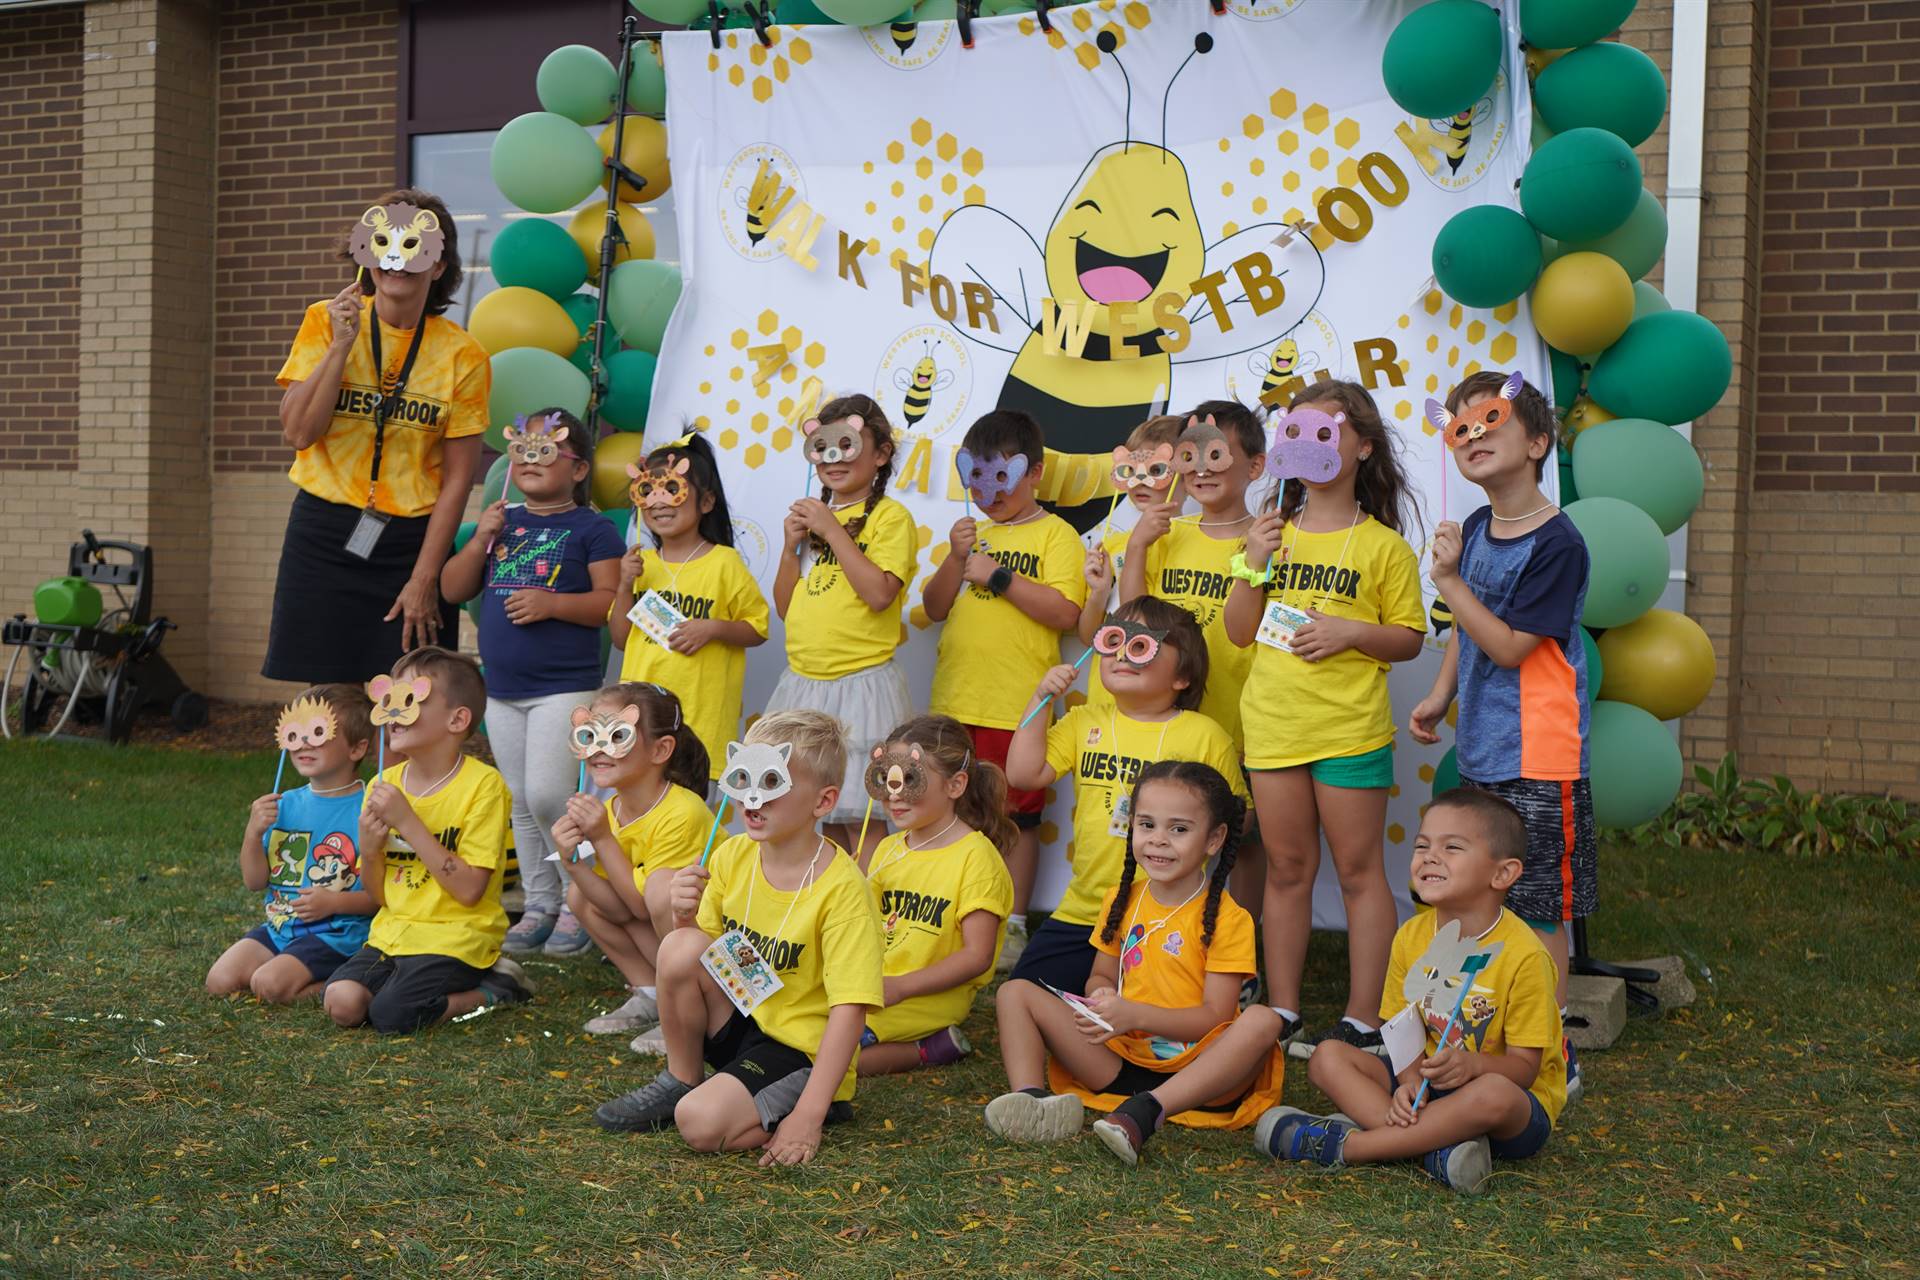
[729,515,772,583]
[1225,311,1341,410]
[1416,539,1453,654]
[1410,72,1508,193]
[861,14,953,70]
[874,326,971,438]
[1222,0,1308,19]
[718,144,807,262]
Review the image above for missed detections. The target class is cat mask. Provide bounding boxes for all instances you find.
[955,447,1030,507]
[718,740,794,811]
[864,742,929,806]
[1110,443,1176,493]
[1426,370,1525,451]
[275,694,337,752]
[569,705,641,760]
[365,674,430,727]
[1267,406,1346,484]
[1091,615,1168,668]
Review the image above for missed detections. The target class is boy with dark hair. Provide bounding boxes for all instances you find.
[925,409,1087,972]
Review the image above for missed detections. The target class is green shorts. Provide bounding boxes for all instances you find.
[1307,744,1395,790]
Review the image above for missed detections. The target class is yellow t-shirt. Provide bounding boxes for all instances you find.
[1085,523,1129,713]
[1042,706,1246,927]
[930,511,1088,731]
[276,299,490,517]
[1139,519,1256,749]
[616,545,770,778]
[367,757,510,968]
[695,834,886,1101]
[1240,514,1426,770]
[1383,907,1566,1125]
[785,496,919,681]
[592,783,713,888]
[864,829,1013,1043]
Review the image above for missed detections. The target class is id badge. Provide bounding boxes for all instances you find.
[1256,601,1314,653]
[1107,791,1133,838]
[700,928,785,1017]
[627,589,688,649]
[345,507,390,560]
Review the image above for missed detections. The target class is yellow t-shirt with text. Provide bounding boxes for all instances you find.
[368,757,510,968]
[930,511,1088,730]
[276,299,490,517]
[593,783,712,888]
[695,834,886,1101]
[865,829,1013,1043]
[785,497,919,681]
[1042,706,1246,927]
[1139,519,1256,749]
[1240,515,1426,770]
[616,545,770,778]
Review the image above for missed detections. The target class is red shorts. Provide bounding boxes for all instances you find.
[964,724,1046,826]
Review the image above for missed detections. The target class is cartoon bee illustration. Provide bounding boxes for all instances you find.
[928,31,1326,473]
[1432,99,1493,175]
[890,20,917,55]
[732,158,795,249]
[893,343,955,429]
[1428,593,1454,640]
[1250,337,1321,403]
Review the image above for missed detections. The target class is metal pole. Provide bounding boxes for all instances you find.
[586,14,646,445]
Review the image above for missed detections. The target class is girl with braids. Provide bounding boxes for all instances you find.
[857,715,1015,1076]
[985,761,1286,1163]
[552,683,718,1042]
[769,394,919,865]
[1223,379,1427,1060]
[612,431,768,783]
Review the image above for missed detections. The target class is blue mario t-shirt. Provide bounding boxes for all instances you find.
[262,784,372,955]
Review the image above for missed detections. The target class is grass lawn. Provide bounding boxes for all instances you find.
[0,740,1913,1278]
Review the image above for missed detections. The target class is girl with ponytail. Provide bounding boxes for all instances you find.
[985,761,1287,1163]
[551,682,721,1042]
[768,393,919,866]
[857,715,1016,1076]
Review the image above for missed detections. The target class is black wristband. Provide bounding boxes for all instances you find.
[987,566,1014,596]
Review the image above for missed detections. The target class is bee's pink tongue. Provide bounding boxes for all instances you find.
[1078,265,1153,305]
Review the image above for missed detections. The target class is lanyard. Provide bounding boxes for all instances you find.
[743,838,825,956]
[1116,876,1206,999]
[364,302,429,507]
[1278,505,1362,613]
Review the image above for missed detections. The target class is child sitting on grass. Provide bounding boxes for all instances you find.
[1257,787,1564,1195]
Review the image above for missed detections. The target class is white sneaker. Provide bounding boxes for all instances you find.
[629,1023,669,1055]
[996,918,1030,974]
[584,989,658,1035]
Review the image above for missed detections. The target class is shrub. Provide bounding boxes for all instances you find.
[1637,754,1920,858]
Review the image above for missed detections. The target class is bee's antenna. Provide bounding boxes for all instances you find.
[1096,31,1131,151]
[1162,33,1214,158]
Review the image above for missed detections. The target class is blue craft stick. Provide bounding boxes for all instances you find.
[1411,951,1494,1114]
[697,800,729,866]
[1017,646,1096,730]
[377,727,385,776]
[273,748,287,795]
[578,759,587,794]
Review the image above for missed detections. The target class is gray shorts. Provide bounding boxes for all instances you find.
[1462,776,1598,924]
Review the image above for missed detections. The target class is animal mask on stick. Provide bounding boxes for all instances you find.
[350,203,445,275]
[864,742,930,806]
[275,695,337,753]
[569,705,641,760]
[718,741,794,811]
[1091,615,1168,668]
[504,414,570,467]
[1110,443,1176,493]
[627,456,693,509]
[1402,917,1506,1030]
[1426,370,1525,451]
[1267,406,1346,484]
[366,675,431,727]
[803,416,865,466]
[955,448,1029,507]
[1174,416,1232,477]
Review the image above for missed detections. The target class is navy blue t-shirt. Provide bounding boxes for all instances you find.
[476,505,624,698]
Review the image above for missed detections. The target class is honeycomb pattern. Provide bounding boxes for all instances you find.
[1213,84,1364,245]
[1387,292,1528,438]
[704,28,812,104]
[1015,0,1152,69]
[690,318,831,470]
[859,117,989,274]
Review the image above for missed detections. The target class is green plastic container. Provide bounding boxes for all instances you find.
[34,576,102,627]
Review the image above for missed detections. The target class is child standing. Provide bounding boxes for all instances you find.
[1262,788,1563,1196]
[859,714,1016,1075]
[610,432,768,781]
[551,683,715,1042]
[1223,382,1427,1056]
[1006,597,1244,995]
[1080,414,1185,713]
[593,711,885,1168]
[986,762,1284,1165]
[925,409,1087,970]
[325,647,529,1033]
[770,395,920,866]
[206,684,376,1003]
[1409,371,1593,1091]
[440,408,623,958]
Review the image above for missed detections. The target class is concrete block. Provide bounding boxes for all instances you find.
[1564,974,1627,1051]
[1619,956,1698,1010]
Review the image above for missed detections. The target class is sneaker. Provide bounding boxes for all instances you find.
[1238,974,1265,1012]
[1563,1037,1583,1108]
[995,918,1029,974]
[501,910,556,955]
[543,908,593,956]
[1421,1137,1493,1195]
[629,1024,669,1055]
[1289,1019,1387,1061]
[593,1068,696,1133]
[1275,1011,1305,1048]
[983,1090,1083,1142]
[584,989,658,1035]
[1090,1092,1163,1167]
[477,956,534,1007]
[917,1025,972,1067]
[1253,1106,1351,1166]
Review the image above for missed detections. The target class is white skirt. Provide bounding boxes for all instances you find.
[765,659,913,823]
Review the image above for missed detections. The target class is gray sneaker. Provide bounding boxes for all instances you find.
[584,989,658,1035]
[995,918,1029,974]
[629,1024,669,1055]
[983,1091,1084,1143]
[542,908,593,956]
[593,1068,696,1133]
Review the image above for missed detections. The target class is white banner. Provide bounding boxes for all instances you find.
[649,0,1546,924]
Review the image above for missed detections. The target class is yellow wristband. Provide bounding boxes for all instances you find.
[1228,551,1273,587]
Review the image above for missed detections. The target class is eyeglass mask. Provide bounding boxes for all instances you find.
[1092,615,1168,668]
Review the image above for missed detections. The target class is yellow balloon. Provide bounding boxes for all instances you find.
[1563,394,1617,438]
[596,116,671,203]
[1525,45,1571,79]
[591,430,649,510]
[468,286,579,357]
[1531,251,1635,357]
[568,201,655,283]
[1596,608,1716,721]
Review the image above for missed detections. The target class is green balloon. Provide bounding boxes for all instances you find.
[1521,0,1636,50]
[490,112,605,215]
[481,453,526,507]
[1633,280,1671,321]
[1588,700,1682,828]
[626,41,667,116]
[629,0,707,21]
[536,45,618,127]
[1382,0,1502,117]
[560,292,603,373]
[1536,42,1667,148]
[981,0,1035,11]
[776,0,837,18]
[487,347,592,452]
[1589,310,1732,426]
[1522,128,1642,242]
[1549,346,1585,408]
[1432,206,1543,308]
[1580,627,1604,706]
[1565,496,1670,628]
[607,259,683,355]
[1556,189,1667,282]
[1558,449,1579,503]
[1572,418,1704,535]
[916,0,959,16]
[1432,745,1461,800]
[602,506,633,544]
[600,349,658,431]
[816,0,912,22]
[490,218,588,301]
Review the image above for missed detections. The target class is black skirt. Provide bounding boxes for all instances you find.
[261,488,461,685]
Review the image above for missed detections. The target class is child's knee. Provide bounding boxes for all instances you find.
[205,966,242,997]
[249,964,308,1005]
[1306,1039,1362,1088]
[674,1092,738,1152]
[658,927,709,975]
[1236,1002,1282,1038]
[324,984,369,1028]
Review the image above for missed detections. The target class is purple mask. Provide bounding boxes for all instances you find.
[955,447,1029,507]
[1267,406,1346,484]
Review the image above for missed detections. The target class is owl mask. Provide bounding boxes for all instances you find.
[1091,615,1168,668]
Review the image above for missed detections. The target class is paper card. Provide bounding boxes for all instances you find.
[701,928,785,1017]
[627,588,687,649]
[1042,981,1114,1032]
[544,842,597,864]
[1106,791,1133,838]
[1380,1003,1427,1076]
[1256,601,1314,652]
